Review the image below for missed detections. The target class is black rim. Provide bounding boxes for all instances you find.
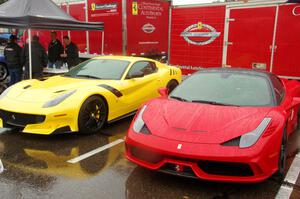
[0,65,7,80]
[82,99,106,131]
[297,113,300,129]
[0,84,7,94]
[279,136,286,174]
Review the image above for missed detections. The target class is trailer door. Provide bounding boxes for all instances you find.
[272,4,300,78]
[226,6,277,70]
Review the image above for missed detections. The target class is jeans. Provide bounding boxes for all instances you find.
[48,61,62,69]
[8,69,21,86]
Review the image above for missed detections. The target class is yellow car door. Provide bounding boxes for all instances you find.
[119,61,161,114]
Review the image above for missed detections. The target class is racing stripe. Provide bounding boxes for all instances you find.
[98,84,123,98]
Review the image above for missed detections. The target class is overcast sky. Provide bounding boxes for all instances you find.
[172,0,224,5]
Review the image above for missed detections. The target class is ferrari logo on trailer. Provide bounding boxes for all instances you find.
[142,23,156,34]
[197,22,203,30]
[91,3,96,11]
[181,23,221,46]
[132,2,138,15]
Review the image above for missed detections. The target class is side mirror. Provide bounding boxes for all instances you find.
[158,87,169,97]
[128,71,144,79]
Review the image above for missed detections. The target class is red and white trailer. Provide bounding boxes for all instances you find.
[169,0,300,78]
[33,0,170,59]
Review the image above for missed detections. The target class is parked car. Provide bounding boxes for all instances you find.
[0,33,10,82]
[126,68,300,183]
[0,56,181,135]
[0,54,8,81]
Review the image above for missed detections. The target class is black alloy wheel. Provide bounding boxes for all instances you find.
[0,83,7,94]
[78,96,108,134]
[277,128,287,179]
[0,63,8,81]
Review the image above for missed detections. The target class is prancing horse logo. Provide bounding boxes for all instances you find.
[11,114,16,120]
[180,23,221,46]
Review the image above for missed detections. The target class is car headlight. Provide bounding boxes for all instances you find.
[239,118,272,148]
[133,105,151,134]
[0,86,12,100]
[43,90,76,108]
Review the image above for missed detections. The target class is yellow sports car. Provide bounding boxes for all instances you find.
[0,56,181,135]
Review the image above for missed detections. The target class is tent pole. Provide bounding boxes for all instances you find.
[101,31,104,55]
[28,29,32,79]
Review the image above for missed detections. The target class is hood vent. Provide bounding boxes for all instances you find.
[193,130,208,133]
[173,127,207,133]
[23,85,31,89]
[54,90,67,93]
[173,127,186,132]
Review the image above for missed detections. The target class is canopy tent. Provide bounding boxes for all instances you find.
[0,0,104,78]
[0,0,104,30]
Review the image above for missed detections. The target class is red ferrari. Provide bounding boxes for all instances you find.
[125,68,300,183]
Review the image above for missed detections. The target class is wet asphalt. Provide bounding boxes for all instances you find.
[0,117,299,199]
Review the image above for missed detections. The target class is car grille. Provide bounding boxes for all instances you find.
[128,144,254,177]
[0,109,46,127]
[160,163,197,178]
[129,146,163,164]
[197,161,254,177]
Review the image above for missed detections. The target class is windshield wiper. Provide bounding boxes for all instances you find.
[191,100,240,107]
[75,75,101,79]
[170,96,189,102]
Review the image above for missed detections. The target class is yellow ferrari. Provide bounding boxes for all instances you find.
[0,56,181,135]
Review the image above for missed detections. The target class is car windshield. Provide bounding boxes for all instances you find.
[170,72,274,107]
[64,59,130,80]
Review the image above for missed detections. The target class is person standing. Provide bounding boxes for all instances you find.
[61,36,80,69]
[22,35,48,79]
[48,31,63,69]
[4,35,22,86]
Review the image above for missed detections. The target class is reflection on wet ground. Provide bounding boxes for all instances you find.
[0,117,299,199]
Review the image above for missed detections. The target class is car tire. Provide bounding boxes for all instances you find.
[0,83,7,94]
[0,63,8,81]
[167,80,179,94]
[297,109,300,130]
[78,96,108,134]
[277,128,287,180]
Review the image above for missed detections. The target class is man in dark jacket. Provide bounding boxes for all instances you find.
[4,35,22,86]
[22,35,48,79]
[61,36,80,69]
[48,31,63,69]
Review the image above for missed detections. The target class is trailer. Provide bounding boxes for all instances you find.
[33,0,170,59]
[169,0,300,79]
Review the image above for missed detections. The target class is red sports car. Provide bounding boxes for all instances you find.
[125,68,300,183]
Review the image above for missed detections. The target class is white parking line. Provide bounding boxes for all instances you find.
[67,139,124,164]
[0,159,4,173]
[0,128,10,135]
[275,153,300,199]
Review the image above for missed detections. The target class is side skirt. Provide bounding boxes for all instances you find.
[107,111,137,124]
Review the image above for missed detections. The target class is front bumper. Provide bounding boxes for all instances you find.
[0,101,79,135]
[125,130,281,183]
